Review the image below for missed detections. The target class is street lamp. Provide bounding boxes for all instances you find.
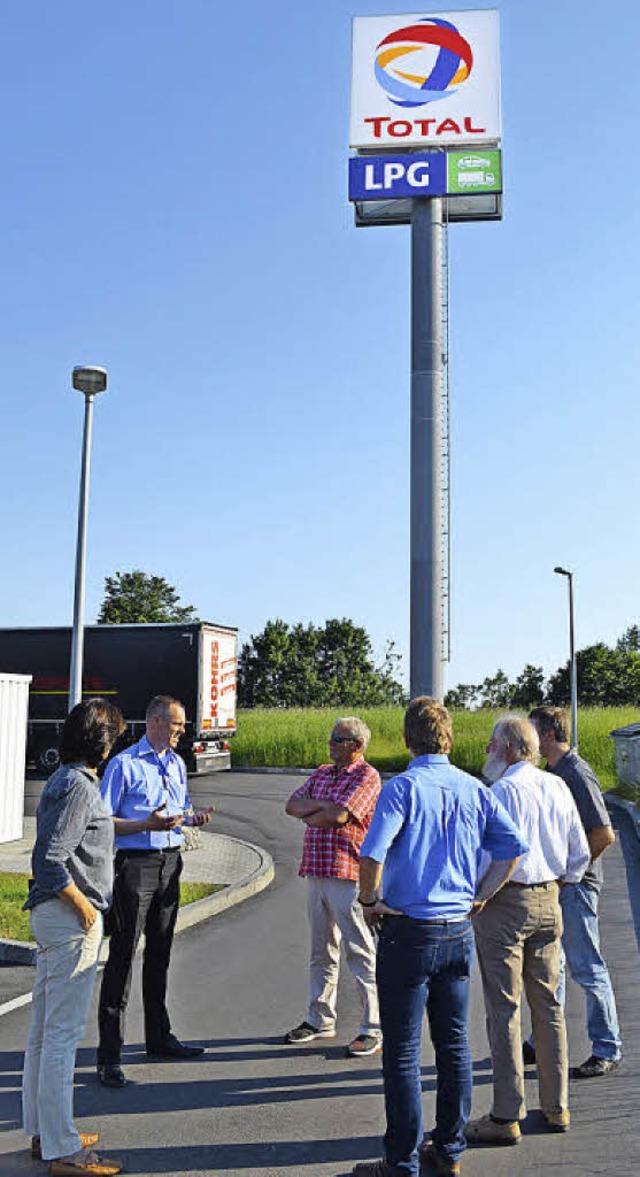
[554,566,577,749]
[68,366,107,711]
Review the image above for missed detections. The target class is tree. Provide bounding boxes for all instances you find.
[237,618,405,708]
[548,642,640,707]
[444,683,479,710]
[510,665,546,709]
[616,623,640,653]
[477,669,513,709]
[98,570,198,624]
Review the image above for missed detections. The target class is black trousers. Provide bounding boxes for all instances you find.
[97,848,182,1063]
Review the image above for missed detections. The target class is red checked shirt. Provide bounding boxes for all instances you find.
[291,757,381,881]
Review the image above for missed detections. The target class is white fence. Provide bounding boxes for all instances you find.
[0,673,32,843]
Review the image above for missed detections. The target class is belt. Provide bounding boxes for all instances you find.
[389,914,470,926]
[506,879,557,889]
[116,847,180,857]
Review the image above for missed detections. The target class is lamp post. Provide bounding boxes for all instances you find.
[68,366,107,711]
[554,565,577,749]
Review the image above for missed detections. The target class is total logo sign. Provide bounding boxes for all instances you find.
[350,10,501,149]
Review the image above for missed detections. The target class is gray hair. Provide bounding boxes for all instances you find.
[146,695,184,722]
[334,716,371,751]
[492,715,540,764]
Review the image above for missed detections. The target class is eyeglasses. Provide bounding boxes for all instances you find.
[330,734,357,744]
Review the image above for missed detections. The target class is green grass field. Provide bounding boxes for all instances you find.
[232,706,640,795]
[0,878,220,944]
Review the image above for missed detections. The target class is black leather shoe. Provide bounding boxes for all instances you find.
[146,1036,205,1060]
[522,1040,536,1066]
[97,1062,128,1088]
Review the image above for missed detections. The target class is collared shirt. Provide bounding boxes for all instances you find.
[25,764,114,912]
[290,756,381,881]
[549,749,610,891]
[361,754,528,919]
[488,760,590,885]
[101,735,191,851]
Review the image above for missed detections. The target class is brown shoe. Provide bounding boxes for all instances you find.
[464,1114,521,1146]
[48,1150,123,1176]
[419,1141,461,1174]
[32,1135,100,1161]
[544,1110,570,1133]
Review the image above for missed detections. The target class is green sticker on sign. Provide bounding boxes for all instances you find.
[447,150,502,194]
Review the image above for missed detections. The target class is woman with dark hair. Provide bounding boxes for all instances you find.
[22,699,126,1177]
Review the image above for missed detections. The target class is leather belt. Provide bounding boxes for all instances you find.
[390,913,470,926]
[117,847,180,857]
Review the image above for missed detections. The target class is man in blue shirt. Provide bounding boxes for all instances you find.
[352,697,527,1177]
[96,696,212,1088]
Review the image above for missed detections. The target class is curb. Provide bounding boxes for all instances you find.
[606,792,640,842]
[232,765,398,780]
[0,836,275,966]
[232,765,311,776]
[0,938,35,965]
[175,836,274,931]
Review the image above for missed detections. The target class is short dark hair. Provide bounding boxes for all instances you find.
[529,706,570,744]
[404,696,453,755]
[146,695,184,722]
[59,698,126,768]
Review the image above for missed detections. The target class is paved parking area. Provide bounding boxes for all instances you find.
[0,772,637,1176]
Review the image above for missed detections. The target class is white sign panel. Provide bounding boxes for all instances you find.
[350,10,501,150]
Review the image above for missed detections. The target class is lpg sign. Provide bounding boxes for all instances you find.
[349,152,446,200]
[348,149,502,201]
[350,10,501,150]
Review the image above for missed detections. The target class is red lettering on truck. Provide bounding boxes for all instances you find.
[210,641,219,716]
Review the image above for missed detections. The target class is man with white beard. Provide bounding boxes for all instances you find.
[466,717,590,1147]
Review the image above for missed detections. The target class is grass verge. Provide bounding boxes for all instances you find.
[232,705,640,793]
[0,876,222,944]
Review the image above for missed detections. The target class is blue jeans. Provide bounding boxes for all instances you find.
[376,916,474,1176]
[559,882,622,1060]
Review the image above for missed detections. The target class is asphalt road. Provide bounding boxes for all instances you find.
[0,771,638,1176]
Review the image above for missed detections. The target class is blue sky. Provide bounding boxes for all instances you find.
[1,1,639,693]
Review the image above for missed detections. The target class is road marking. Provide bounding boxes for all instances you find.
[0,992,33,1017]
[0,962,106,1018]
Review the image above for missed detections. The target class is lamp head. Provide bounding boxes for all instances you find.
[554,566,570,577]
[72,366,107,395]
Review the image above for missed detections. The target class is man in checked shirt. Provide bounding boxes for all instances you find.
[285,716,382,1057]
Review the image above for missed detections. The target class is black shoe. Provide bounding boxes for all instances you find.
[522,1040,536,1065]
[97,1062,128,1088]
[570,1054,622,1079]
[284,1021,337,1044]
[146,1036,205,1060]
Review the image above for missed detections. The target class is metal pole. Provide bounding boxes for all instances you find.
[410,197,444,701]
[567,572,578,748]
[68,393,95,711]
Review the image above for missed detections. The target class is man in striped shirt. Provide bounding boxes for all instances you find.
[284,716,382,1057]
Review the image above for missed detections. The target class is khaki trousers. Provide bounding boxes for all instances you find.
[306,877,380,1037]
[474,882,567,1121]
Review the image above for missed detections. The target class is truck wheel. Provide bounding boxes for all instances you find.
[36,746,60,775]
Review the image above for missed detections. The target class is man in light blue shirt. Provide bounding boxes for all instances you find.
[352,698,526,1177]
[96,696,213,1088]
